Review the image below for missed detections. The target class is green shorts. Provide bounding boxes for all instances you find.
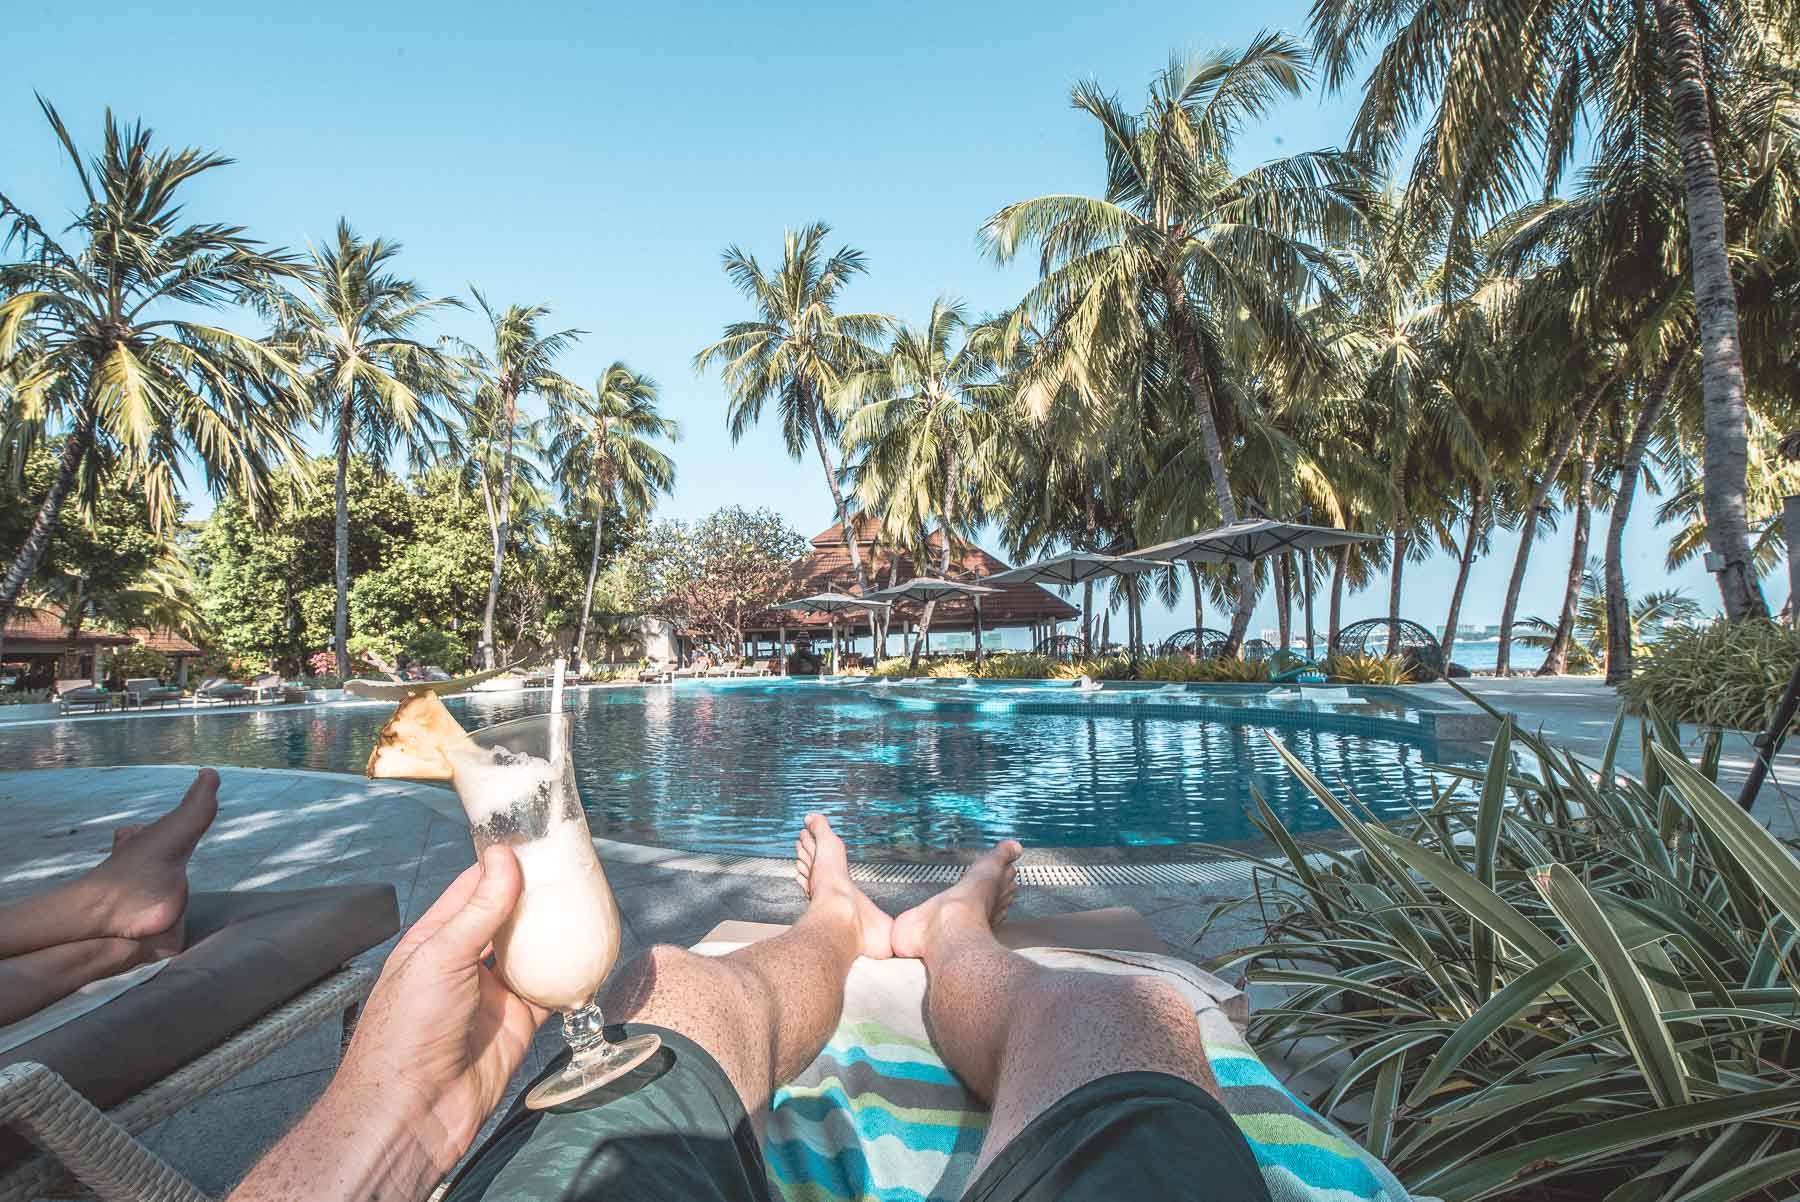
[443,1025,1271,1201]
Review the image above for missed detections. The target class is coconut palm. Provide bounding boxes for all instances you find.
[461,294,584,669]
[0,100,304,655]
[1310,0,1794,619]
[981,34,1367,650]
[694,224,891,598]
[270,221,462,677]
[838,298,1007,668]
[549,363,678,670]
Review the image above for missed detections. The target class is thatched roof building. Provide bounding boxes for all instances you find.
[746,519,1078,640]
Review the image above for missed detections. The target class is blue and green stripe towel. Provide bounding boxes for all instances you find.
[697,946,1417,1202]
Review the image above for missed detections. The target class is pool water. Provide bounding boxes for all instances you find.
[0,680,1475,857]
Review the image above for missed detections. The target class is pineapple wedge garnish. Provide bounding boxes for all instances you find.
[365,692,474,781]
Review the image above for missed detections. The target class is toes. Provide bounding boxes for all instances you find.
[112,824,144,851]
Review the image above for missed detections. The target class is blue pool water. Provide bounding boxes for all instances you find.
[0,680,1476,856]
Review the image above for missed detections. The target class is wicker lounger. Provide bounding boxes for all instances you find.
[0,885,398,1202]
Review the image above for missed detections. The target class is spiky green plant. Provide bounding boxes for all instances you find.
[1203,707,1800,1201]
[1619,618,1800,732]
[1324,651,1412,684]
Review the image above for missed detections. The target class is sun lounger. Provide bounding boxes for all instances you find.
[669,663,707,679]
[704,660,741,678]
[637,660,673,683]
[690,908,1414,1202]
[0,884,399,1202]
[52,682,113,715]
[122,678,183,710]
[193,678,251,706]
[248,672,286,703]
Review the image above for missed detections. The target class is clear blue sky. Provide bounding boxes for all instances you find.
[3,0,1754,642]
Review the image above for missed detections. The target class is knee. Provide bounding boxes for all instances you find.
[1021,972,1201,1054]
[604,944,773,1022]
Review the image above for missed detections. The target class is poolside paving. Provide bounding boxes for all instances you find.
[1,674,1796,1192]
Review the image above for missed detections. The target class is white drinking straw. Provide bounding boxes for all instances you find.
[549,657,567,777]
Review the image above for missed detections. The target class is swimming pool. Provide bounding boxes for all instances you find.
[0,679,1477,857]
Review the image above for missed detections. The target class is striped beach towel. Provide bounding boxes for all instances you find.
[690,944,1419,1202]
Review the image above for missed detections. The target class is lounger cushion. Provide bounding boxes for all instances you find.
[0,884,398,1170]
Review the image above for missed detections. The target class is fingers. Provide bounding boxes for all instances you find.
[397,859,485,953]
[428,845,524,967]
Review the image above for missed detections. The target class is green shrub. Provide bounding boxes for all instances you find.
[403,627,469,674]
[1204,709,1800,1201]
[1056,655,1135,680]
[925,659,973,678]
[1324,650,1411,684]
[973,653,1058,679]
[1619,618,1800,731]
[108,645,173,682]
[1137,655,1273,682]
[869,657,913,678]
[0,688,50,706]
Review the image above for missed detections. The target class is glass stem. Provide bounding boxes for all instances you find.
[563,998,610,1057]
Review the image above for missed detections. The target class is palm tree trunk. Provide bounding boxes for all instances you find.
[0,410,95,661]
[1329,545,1346,649]
[574,505,605,672]
[1081,580,1094,656]
[1276,555,1292,652]
[1540,446,1595,675]
[1497,374,1618,674]
[1606,349,1687,683]
[1657,0,1768,621]
[479,392,518,669]
[1161,267,1252,651]
[1387,529,1406,656]
[333,408,353,680]
[910,479,959,672]
[806,403,870,597]
[1188,562,1204,644]
[1442,482,1488,667]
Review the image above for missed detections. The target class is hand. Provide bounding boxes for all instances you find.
[333,845,551,1174]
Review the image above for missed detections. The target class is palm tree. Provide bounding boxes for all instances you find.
[271,221,462,678]
[0,100,304,655]
[1309,0,1787,619]
[837,298,1005,668]
[461,294,584,669]
[695,224,890,597]
[981,35,1367,650]
[549,363,677,669]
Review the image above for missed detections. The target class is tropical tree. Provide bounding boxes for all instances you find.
[837,298,1006,668]
[461,294,583,668]
[549,363,677,669]
[981,34,1367,651]
[0,99,304,656]
[270,221,462,677]
[1309,0,1791,619]
[694,224,890,599]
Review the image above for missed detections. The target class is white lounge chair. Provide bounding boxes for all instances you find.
[122,678,183,710]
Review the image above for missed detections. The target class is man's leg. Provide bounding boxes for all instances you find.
[600,813,891,1112]
[0,768,218,960]
[892,843,1221,1182]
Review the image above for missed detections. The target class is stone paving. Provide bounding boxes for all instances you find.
[1,674,1797,1193]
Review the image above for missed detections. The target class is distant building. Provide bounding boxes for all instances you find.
[1,605,202,685]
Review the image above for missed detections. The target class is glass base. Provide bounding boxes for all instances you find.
[524,1032,662,1109]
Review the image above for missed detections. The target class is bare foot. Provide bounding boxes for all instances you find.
[795,813,893,960]
[891,840,1023,960]
[85,769,219,939]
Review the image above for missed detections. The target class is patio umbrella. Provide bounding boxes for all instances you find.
[983,551,1155,660]
[771,594,891,673]
[865,578,1000,663]
[985,554,1169,668]
[1125,520,1383,657]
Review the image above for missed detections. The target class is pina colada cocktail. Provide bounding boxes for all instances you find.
[366,669,658,1108]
